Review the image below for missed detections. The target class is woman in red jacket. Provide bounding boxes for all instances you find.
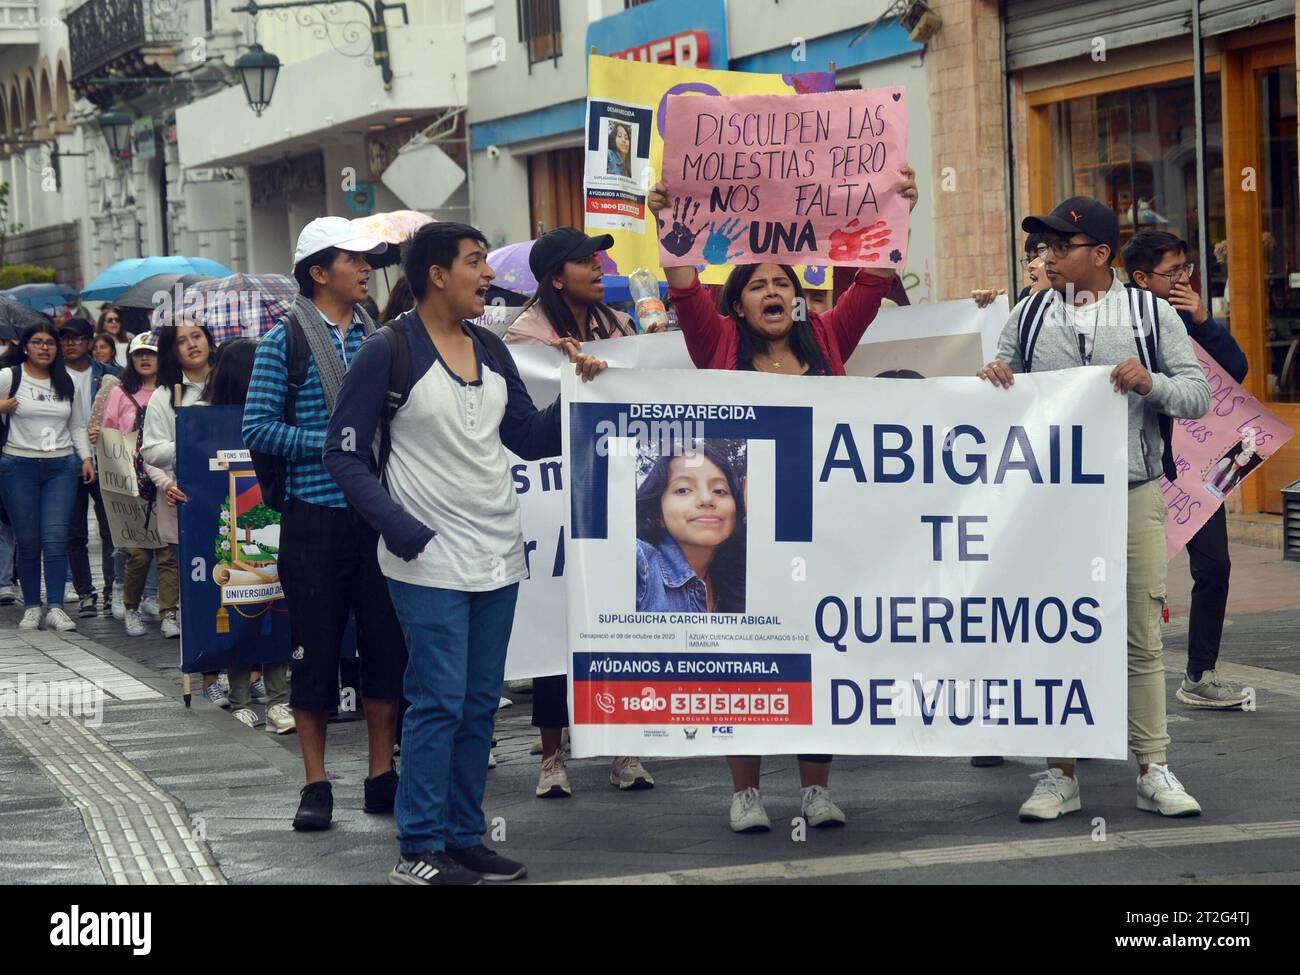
[646,166,918,834]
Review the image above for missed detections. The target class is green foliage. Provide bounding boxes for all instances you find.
[0,264,56,288]
[236,502,278,536]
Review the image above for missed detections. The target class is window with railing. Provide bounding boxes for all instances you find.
[517,0,561,70]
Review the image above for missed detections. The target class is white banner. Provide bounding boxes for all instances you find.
[504,297,1008,680]
[96,427,140,498]
[95,428,166,550]
[560,364,1129,758]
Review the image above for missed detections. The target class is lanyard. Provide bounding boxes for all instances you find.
[1077,331,1092,366]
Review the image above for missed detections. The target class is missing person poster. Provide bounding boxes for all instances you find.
[584,99,654,233]
[175,406,291,673]
[561,365,1129,758]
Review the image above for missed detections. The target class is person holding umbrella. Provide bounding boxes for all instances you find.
[0,322,96,632]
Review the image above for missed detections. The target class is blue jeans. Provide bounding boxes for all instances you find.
[0,517,15,587]
[387,579,519,855]
[0,453,81,606]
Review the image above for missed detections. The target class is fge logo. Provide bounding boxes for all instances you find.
[711,725,735,737]
[50,906,151,955]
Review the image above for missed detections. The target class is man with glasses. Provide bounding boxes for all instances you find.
[1123,230,1249,712]
[972,233,1050,310]
[60,318,119,617]
[979,196,1212,822]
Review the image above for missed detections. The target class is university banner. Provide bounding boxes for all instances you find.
[504,297,1008,681]
[95,428,166,550]
[584,54,835,287]
[560,365,1129,758]
[175,406,291,673]
[1160,339,1295,558]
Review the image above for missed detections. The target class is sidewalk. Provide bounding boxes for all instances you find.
[2,541,1299,884]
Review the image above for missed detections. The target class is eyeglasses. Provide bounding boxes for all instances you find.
[1041,240,1099,259]
[1150,263,1195,282]
[27,339,57,349]
[104,317,120,325]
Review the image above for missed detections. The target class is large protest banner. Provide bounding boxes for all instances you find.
[560,366,1129,758]
[505,297,1007,680]
[175,406,291,674]
[584,54,835,287]
[1160,339,1295,558]
[659,89,910,269]
[95,428,166,550]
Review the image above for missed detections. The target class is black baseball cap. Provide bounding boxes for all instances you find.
[1022,196,1120,258]
[58,318,94,340]
[529,227,615,280]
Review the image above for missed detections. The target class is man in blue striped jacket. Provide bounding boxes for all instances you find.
[243,216,407,833]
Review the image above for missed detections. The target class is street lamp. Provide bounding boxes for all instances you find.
[235,43,281,117]
[98,106,133,158]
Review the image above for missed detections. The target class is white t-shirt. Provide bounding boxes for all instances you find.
[114,340,129,368]
[0,366,91,459]
[67,363,94,427]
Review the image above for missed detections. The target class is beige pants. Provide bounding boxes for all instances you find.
[1053,479,1170,766]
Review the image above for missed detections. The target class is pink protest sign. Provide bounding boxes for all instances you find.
[658,88,910,269]
[1160,339,1295,558]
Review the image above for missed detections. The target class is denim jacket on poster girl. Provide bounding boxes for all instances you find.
[636,536,709,612]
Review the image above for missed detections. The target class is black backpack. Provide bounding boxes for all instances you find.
[1016,284,1177,482]
[0,366,20,454]
[250,315,314,513]
[374,321,412,485]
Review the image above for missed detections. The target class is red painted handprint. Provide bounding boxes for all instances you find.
[828,219,891,262]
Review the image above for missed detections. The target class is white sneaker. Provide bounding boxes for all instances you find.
[1176,670,1249,709]
[44,607,77,632]
[800,784,846,827]
[1018,768,1081,821]
[160,611,180,639]
[497,696,512,710]
[609,756,655,790]
[1137,764,1202,817]
[18,607,42,630]
[0,585,20,606]
[140,596,161,620]
[730,788,771,833]
[536,751,572,798]
[124,609,147,637]
[64,584,78,603]
[231,708,261,729]
[111,583,125,621]
[265,703,296,735]
[488,750,497,770]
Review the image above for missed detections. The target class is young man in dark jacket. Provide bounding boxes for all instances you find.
[324,222,607,885]
[1123,230,1249,710]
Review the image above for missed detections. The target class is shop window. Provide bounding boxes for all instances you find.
[1048,79,1225,304]
[1259,66,1299,403]
[518,0,562,69]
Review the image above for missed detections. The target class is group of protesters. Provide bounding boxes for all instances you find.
[0,157,1256,884]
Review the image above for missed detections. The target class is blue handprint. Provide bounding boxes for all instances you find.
[803,265,827,286]
[702,218,746,264]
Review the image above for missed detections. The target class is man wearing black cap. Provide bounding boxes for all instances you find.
[979,195,1212,823]
[61,317,119,617]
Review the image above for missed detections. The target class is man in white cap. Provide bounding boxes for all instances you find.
[244,216,408,831]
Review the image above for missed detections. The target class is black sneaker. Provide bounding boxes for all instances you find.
[389,851,482,885]
[292,781,333,831]
[445,844,527,881]
[364,767,399,814]
[77,594,97,618]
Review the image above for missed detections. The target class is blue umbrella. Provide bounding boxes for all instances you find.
[81,256,233,301]
[487,240,665,304]
[2,282,79,313]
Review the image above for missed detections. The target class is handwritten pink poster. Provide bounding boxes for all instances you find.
[658,88,910,269]
[1161,339,1295,558]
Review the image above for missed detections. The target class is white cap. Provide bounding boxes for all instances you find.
[128,333,158,355]
[293,216,388,265]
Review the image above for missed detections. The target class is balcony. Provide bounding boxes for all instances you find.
[0,1,40,46]
[66,0,189,101]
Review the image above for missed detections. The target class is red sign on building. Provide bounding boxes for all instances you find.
[608,29,710,68]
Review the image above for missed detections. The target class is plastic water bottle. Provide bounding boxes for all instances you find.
[628,267,668,333]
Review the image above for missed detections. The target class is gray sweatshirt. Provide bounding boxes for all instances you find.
[996,274,1211,484]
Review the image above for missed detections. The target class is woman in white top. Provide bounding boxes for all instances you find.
[142,320,222,703]
[0,322,96,631]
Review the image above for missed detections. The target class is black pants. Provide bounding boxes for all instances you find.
[1186,504,1230,676]
[68,480,114,598]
